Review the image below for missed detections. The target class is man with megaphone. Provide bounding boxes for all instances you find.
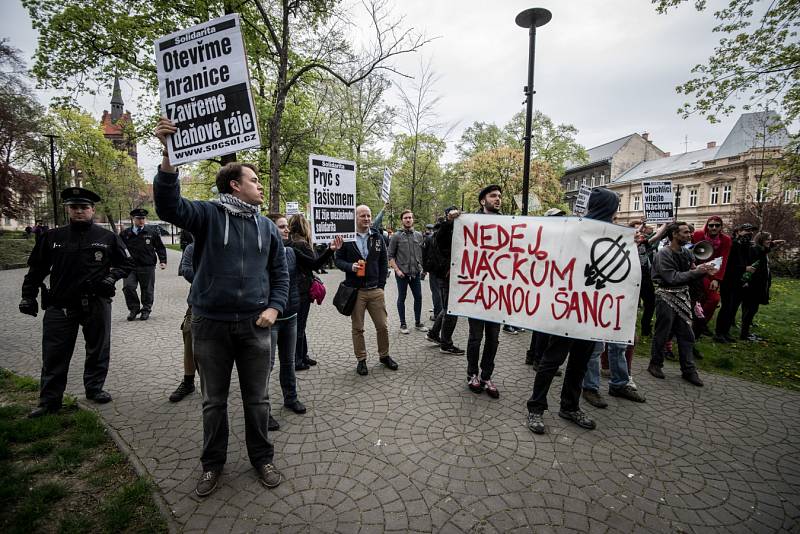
[691,216,731,338]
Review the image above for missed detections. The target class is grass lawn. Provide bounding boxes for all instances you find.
[634,276,800,392]
[165,243,181,252]
[0,237,35,268]
[0,369,168,533]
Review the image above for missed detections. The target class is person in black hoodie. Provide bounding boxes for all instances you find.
[335,204,397,376]
[154,117,289,497]
[526,187,619,435]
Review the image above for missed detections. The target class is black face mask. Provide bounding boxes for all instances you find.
[737,234,752,244]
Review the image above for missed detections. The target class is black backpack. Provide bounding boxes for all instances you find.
[421,231,449,276]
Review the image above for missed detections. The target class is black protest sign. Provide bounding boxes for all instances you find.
[156,13,260,165]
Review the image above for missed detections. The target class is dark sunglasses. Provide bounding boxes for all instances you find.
[707,223,721,228]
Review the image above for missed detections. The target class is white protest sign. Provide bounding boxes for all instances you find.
[447,214,641,344]
[573,184,592,216]
[285,201,300,215]
[309,154,356,242]
[380,168,392,203]
[156,14,261,165]
[642,181,674,223]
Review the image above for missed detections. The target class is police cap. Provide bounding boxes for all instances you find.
[130,208,149,218]
[61,187,101,205]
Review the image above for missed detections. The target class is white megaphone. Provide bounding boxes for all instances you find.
[693,240,714,261]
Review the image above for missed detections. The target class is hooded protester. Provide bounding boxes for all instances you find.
[691,216,731,332]
[526,187,619,435]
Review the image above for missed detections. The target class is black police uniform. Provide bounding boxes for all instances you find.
[20,188,134,412]
[120,209,167,319]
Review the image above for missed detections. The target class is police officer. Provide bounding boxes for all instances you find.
[19,187,134,418]
[120,208,167,320]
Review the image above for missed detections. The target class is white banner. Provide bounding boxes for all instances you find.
[573,184,592,216]
[309,154,356,242]
[447,214,641,344]
[380,168,392,203]
[285,201,300,215]
[156,14,261,165]
[642,181,674,223]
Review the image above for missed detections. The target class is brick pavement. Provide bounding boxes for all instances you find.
[1,249,798,533]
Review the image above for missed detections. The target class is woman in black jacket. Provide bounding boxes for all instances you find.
[287,214,343,370]
[740,232,784,341]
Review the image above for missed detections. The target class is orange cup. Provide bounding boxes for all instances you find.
[356,259,366,277]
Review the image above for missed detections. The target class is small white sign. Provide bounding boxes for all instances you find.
[380,168,392,203]
[156,14,261,165]
[285,201,300,215]
[309,154,357,242]
[573,184,592,216]
[642,181,674,223]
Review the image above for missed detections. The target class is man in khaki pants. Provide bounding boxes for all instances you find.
[335,205,398,376]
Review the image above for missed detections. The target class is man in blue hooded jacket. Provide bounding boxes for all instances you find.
[526,187,620,435]
[153,117,289,497]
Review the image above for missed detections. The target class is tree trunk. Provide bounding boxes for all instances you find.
[268,1,291,213]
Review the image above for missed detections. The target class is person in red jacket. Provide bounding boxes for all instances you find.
[691,215,731,335]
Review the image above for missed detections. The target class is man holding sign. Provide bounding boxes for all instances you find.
[526,187,622,435]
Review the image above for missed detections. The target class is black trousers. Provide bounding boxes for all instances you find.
[527,331,550,364]
[430,277,457,347]
[39,298,112,408]
[526,335,594,414]
[123,266,156,312]
[740,297,761,339]
[640,267,655,334]
[466,319,500,380]
[715,280,743,336]
[650,298,696,374]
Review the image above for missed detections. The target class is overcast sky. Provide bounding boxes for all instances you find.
[2,0,759,181]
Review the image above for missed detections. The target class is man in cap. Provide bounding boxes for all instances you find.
[19,187,134,417]
[120,208,167,320]
[464,184,504,398]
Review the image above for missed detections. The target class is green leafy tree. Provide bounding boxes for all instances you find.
[653,0,799,123]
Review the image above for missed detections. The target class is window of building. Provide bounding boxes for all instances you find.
[722,184,732,204]
[633,195,640,211]
[784,189,800,204]
[756,184,770,203]
[689,188,698,207]
[710,186,719,205]
[728,156,740,162]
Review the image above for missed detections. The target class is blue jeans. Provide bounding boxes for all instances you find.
[395,273,423,326]
[270,315,298,405]
[191,315,274,471]
[583,342,631,391]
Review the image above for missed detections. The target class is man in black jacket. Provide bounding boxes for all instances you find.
[19,187,134,417]
[120,208,167,320]
[714,223,757,343]
[335,204,398,376]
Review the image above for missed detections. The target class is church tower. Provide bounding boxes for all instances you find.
[101,77,137,164]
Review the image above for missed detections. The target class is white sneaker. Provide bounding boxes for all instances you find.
[627,377,638,390]
[415,323,429,332]
[399,325,410,334]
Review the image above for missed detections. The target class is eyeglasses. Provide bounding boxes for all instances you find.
[707,224,721,228]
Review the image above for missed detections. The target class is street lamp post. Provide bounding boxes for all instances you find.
[515,7,551,216]
[43,134,60,226]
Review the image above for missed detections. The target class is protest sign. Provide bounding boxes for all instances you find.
[380,168,392,203]
[573,184,592,216]
[285,201,300,215]
[156,14,261,165]
[642,181,674,223]
[447,214,641,344]
[309,154,357,242]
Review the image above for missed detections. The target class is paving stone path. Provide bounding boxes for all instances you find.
[1,249,798,533]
